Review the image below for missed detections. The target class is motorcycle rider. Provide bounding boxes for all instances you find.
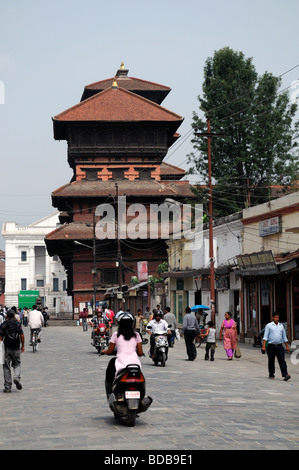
[146,311,170,359]
[28,305,44,345]
[102,312,143,396]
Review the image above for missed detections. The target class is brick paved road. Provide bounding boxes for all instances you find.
[1,324,298,450]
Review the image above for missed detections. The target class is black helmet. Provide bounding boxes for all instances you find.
[117,312,134,322]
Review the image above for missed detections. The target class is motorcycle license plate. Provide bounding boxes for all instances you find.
[125,391,140,399]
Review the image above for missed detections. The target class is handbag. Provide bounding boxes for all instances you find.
[234,345,242,358]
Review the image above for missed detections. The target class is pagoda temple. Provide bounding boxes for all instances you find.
[45,63,195,315]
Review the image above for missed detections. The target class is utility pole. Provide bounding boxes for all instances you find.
[195,115,224,326]
[92,212,97,316]
[115,182,123,311]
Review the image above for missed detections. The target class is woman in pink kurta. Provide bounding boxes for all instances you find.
[102,312,143,396]
[109,330,142,375]
[219,312,238,360]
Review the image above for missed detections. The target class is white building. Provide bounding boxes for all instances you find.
[2,212,72,314]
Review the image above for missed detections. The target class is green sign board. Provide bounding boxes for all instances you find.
[18,290,39,309]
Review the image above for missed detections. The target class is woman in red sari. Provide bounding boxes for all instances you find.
[219,312,238,360]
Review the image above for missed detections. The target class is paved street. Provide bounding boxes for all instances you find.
[1,323,299,451]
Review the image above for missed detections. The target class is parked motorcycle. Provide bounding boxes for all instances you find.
[106,363,153,426]
[91,322,109,354]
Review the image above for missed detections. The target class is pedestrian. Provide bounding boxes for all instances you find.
[104,307,115,328]
[28,305,44,345]
[0,309,25,393]
[262,313,291,381]
[134,309,143,338]
[148,308,156,322]
[201,321,216,361]
[23,308,28,327]
[219,312,238,360]
[42,308,49,327]
[80,307,88,331]
[144,306,151,320]
[156,304,163,317]
[163,307,177,347]
[182,307,200,361]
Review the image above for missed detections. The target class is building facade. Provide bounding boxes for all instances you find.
[2,213,72,314]
[163,192,299,343]
[163,212,243,334]
[237,192,299,342]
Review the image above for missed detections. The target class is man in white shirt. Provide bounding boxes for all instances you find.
[28,305,44,345]
[262,313,291,381]
[146,311,170,358]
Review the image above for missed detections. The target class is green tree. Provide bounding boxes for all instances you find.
[188,47,299,216]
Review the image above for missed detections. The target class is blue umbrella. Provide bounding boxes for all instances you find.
[191,305,210,311]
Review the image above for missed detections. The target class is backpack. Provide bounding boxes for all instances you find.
[3,320,20,349]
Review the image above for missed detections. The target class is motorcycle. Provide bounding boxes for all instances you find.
[148,325,171,367]
[91,322,109,354]
[106,363,153,426]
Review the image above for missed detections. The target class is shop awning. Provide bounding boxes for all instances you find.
[127,281,149,291]
[160,267,230,278]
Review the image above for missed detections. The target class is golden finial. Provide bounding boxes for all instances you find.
[120,62,125,69]
[112,77,118,89]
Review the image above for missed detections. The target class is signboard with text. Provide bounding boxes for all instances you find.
[259,216,281,237]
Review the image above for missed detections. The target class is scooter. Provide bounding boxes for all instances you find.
[91,322,109,354]
[106,363,153,426]
[148,327,170,367]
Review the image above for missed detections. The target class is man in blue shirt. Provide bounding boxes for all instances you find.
[262,313,291,381]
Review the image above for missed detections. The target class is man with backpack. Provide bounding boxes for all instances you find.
[0,309,25,393]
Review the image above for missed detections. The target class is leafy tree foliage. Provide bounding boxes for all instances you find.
[188,47,299,216]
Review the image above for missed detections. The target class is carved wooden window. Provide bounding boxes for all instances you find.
[85,169,98,181]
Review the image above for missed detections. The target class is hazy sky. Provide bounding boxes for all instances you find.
[0,0,299,249]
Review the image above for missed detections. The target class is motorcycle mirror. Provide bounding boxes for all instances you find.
[168,324,172,328]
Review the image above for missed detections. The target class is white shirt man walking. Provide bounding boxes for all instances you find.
[262,313,291,381]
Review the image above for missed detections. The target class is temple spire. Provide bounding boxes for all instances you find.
[116,62,129,78]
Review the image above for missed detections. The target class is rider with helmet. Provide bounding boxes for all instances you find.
[102,312,144,396]
[146,310,170,358]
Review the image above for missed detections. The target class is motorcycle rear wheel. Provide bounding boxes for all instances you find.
[126,410,137,427]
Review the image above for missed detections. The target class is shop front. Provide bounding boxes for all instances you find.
[237,251,299,342]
